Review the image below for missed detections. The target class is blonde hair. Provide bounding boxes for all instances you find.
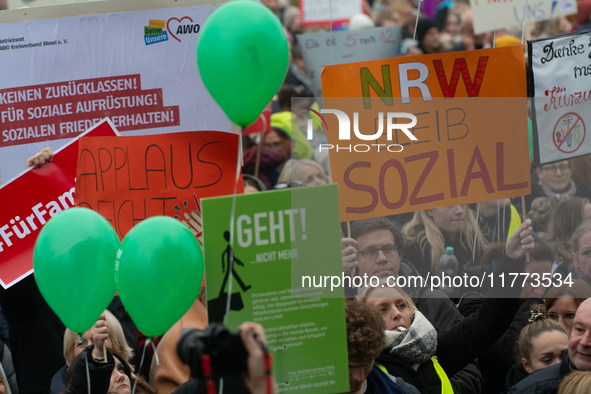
[558,371,591,394]
[63,310,134,366]
[357,280,417,319]
[277,159,329,184]
[402,207,489,274]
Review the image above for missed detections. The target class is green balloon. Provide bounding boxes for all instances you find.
[33,208,119,334]
[116,217,204,337]
[197,0,289,127]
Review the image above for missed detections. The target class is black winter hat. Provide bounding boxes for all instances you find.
[416,19,439,45]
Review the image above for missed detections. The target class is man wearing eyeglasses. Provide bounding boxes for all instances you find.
[521,160,591,212]
[342,217,483,394]
[506,298,591,394]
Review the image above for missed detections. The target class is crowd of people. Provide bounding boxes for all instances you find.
[2,0,591,393]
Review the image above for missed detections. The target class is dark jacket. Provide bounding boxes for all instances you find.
[459,297,543,394]
[504,352,574,394]
[505,365,528,391]
[377,251,523,394]
[65,346,126,394]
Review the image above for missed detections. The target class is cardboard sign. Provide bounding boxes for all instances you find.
[529,30,591,164]
[0,118,118,288]
[202,184,349,393]
[298,26,402,100]
[321,46,531,221]
[0,6,231,181]
[74,131,243,239]
[469,0,577,34]
[300,0,362,27]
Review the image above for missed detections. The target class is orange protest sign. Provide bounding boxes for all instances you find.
[320,46,530,221]
[74,131,243,238]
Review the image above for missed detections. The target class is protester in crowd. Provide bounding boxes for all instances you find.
[392,0,416,39]
[344,300,418,394]
[242,142,285,190]
[276,84,323,146]
[269,112,314,161]
[544,280,591,336]
[0,338,16,394]
[505,298,591,393]
[439,6,463,50]
[546,197,591,262]
[505,312,569,389]
[402,206,489,278]
[476,198,522,244]
[557,370,591,394]
[522,160,591,214]
[358,218,532,393]
[64,325,155,394]
[343,216,485,393]
[456,235,552,394]
[528,195,570,236]
[25,147,53,168]
[415,19,443,54]
[261,0,281,18]
[277,159,329,187]
[450,8,493,51]
[573,0,591,31]
[284,43,313,96]
[529,16,572,39]
[51,311,133,394]
[554,219,591,287]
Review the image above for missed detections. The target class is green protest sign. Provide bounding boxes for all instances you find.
[202,184,348,393]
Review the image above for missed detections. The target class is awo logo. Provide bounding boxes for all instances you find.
[144,17,200,46]
[304,108,418,153]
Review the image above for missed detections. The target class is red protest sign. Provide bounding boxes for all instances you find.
[243,103,272,136]
[74,131,243,239]
[0,118,119,288]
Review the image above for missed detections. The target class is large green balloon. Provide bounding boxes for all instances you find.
[33,208,119,334]
[116,217,204,337]
[197,0,289,127]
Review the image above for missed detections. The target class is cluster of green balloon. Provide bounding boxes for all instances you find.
[197,0,289,127]
[34,208,120,334]
[115,216,204,337]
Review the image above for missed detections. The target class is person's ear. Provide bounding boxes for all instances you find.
[426,210,434,218]
[535,167,543,179]
[521,358,533,374]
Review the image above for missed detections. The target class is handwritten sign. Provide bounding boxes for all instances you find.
[74,131,243,239]
[300,0,362,27]
[529,30,591,164]
[0,118,118,288]
[298,26,402,100]
[469,0,577,34]
[0,6,231,182]
[321,46,531,221]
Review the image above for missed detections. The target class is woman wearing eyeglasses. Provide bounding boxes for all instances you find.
[544,280,591,336]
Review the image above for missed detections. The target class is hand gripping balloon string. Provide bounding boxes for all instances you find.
[132,339,150,394]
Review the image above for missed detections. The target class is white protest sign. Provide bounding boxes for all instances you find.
[0,6,231,181]
[469,0,577,34]
[300,0,362,27]
[7,0,106,8]
[298,26,401,100]
[529,30,591,164]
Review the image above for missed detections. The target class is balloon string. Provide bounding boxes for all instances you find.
[521,0,529,44]
[132,339,150,394]
[224,133,242,327]
[493,0,498,48]
[85,355,91,394]
[410,0,422,53]
[151,339,160,366]
[473,203,480,264]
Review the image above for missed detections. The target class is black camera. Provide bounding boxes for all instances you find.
[176,323,249,378]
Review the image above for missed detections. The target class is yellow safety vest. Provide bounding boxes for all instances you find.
[506,204,522,243]
[375,357,454,394]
